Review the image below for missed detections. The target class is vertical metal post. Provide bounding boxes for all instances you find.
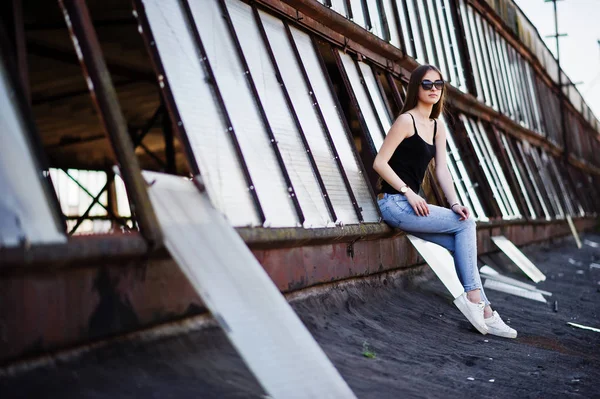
[58,0,162,248]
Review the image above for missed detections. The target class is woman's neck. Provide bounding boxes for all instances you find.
[412,103,434,120]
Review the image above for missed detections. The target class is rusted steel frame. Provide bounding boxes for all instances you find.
[320,45,382,219]
[389,0,407,56]
[67,181,109,235]
[160,0,266,224]
[217,0,306,225]
[448,0,477,97]
[421,0,440,68]
[58,0,162,248]
[62,169,131,229]
[430,0,449,75]
[132,0,200,179]
[375,0,390,42]
[0,233,150,271]
[284,24,364,222]
[252,5,337,224]
[255,0,407,66]
[0,19,67,234]
[354,58,386,143]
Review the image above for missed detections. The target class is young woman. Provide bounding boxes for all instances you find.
[373,64,517,338]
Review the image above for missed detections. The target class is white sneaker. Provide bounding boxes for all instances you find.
[485,311,517,338]
[453,293,488,335]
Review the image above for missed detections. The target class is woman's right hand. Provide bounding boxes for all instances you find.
[406,191,430,216]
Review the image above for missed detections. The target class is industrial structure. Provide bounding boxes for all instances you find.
[1,0,599,372]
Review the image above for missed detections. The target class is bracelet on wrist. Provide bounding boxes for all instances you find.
[450,202,460,209]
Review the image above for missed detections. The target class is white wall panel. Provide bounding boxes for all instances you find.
[0,55,66,247]
[188,0,298,227]
[339,51,384,152]
[259,11,359,225]
[349,0,367,28]
[358,61,392,134]
[142,0,259,227]
[291,29,379,222]
[227,0,332,228]
[382,0,401,48]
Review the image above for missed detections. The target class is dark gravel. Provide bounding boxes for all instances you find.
[2,233,599,399]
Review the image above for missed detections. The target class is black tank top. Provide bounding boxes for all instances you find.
[380,113,437,194]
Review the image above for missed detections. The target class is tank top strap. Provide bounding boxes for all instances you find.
[433,119,437,139]
[407,113,418,134]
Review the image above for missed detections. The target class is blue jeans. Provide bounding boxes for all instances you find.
[378,193,490,305]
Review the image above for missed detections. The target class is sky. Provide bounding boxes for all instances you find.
[513,0,600,121]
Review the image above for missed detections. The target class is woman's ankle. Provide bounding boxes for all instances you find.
[466,289,482,304]
[484,306,493,319]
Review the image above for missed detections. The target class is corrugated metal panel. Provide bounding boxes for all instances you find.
[145,171,357,399]
[259,11,357,225]
[188,0,298,228]
[0,56,66,247]
[358,61,392,134]
[142,0,259,227]
[226,1,331,228]
[291,29,379,223]
[339,51,384,152]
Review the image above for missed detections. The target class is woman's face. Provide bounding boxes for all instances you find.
[417,70,443,106]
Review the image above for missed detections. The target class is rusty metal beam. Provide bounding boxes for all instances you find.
[58,0,162,249]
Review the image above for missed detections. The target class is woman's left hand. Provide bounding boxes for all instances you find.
[451,204,470,221]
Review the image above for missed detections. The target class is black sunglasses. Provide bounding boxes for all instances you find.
[420,79,444,91]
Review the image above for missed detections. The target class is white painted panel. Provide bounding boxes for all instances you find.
[491,235,546,283]
[0,56,65,247]
[499,132,536,218]
[396,0,414,58]
[142,0,259,227]
[407,235,464,298]
[339,51,384,152]
[259,11,357,225]
[382,0,401,48]
[443,118,488,221]
[483,279,546,303]
[330,0,347,17]
[291,28,380,223]
[480,269,552,296]
[227,1,331,228]
[405,0,426,62]
[366,0,383,38]
[349,0,367,28]
[145,171,357,399]
[358,62,392,134]
[188,0,298,228]
[566,215,582,249]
